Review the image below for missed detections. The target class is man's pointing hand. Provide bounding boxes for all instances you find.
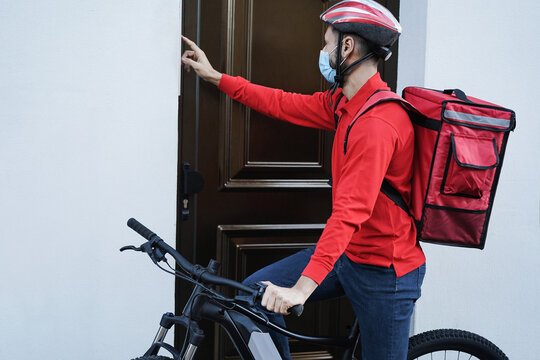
[181,35,222,86]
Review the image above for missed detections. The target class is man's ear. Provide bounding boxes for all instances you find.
[341,35,355,59]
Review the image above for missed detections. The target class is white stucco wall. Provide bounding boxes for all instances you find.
[399,1,540,359]
[0,1,180,359]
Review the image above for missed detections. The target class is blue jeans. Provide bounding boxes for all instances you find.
[242,247,426,360]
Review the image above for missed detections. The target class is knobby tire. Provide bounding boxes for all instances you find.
[407,329,508,360]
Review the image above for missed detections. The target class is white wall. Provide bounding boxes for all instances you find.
[399,1,540,359]
[0,1,180,359]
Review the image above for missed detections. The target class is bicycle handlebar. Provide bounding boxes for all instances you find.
[127,218,259,296]
[126,218,304,317]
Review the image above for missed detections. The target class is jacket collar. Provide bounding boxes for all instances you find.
[340,73,390,116]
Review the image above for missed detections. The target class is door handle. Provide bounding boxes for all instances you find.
[180,162,205,220]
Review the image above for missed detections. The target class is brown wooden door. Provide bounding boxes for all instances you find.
[178,1,399,359]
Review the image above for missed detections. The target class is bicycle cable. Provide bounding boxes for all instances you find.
[163,259,237,309]
[156,258,208,357]
[161,258,264,317]
[157,259,214,293]
[156,255,241,305]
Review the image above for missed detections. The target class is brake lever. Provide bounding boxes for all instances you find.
[121,241,166,263]
[119,245,142,252]
[138,241,166,263]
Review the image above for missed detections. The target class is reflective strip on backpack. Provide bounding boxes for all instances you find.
[444,110,511,128]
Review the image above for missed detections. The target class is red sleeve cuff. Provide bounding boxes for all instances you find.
[217,73,239,96]
[301,260,332,285]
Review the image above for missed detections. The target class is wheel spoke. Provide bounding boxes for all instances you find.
[409,350,485,360]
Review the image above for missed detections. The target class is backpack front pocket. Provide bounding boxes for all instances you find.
[441,133,499,199]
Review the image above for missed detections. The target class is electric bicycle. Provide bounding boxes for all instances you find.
[122,218,508,360]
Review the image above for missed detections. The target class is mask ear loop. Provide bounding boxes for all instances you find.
[328,31,344,108]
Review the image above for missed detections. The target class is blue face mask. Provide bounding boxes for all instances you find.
[319,48,336,83]
[319,44,347,83]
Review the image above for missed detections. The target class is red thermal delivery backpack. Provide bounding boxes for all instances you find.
[345,88,516,249]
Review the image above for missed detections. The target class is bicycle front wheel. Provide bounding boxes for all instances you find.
[407,329,508,360]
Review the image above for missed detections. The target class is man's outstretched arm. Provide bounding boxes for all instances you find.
[181,36,337,131]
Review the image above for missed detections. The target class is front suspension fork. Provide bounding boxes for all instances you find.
[145,312,204,360]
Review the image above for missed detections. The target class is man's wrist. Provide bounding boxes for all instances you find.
[209,70,222,86]
[294,275,318,298]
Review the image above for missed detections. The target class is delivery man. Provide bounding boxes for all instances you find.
[181,1,426,358]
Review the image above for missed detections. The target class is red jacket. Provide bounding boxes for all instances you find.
[219,72,425,284]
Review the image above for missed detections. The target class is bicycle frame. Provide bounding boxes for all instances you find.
[143,282,360,360]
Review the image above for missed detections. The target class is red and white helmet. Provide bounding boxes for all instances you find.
[320,0,402,47]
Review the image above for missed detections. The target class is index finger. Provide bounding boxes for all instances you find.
[181,35,200,51]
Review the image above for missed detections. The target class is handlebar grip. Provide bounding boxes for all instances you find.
[288,304,304,317]
[127,218,157,240]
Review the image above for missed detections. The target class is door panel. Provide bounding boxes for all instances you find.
[221,0,332,189]
[179,1,400,358]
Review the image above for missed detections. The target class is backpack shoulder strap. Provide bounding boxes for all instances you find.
[344,89,414,217]
[344,90,410,154]
[381,179,411,216]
